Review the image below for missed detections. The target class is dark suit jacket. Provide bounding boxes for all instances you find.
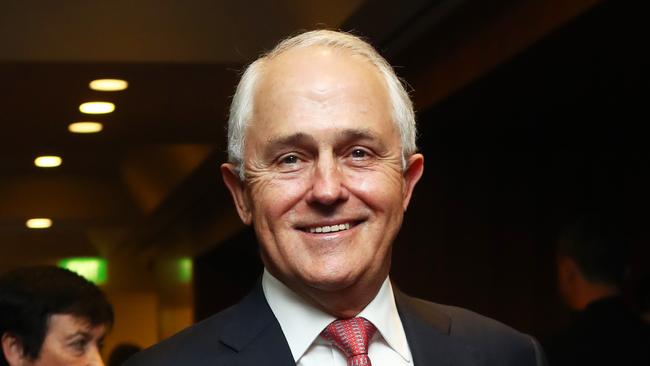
[125,282,546,365]
[544,296,650,366]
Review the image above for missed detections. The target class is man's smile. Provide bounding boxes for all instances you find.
[296,220,364,234]
[308,222,350,233]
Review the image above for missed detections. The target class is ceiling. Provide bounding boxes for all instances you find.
[0,0,364,63]
[0,0,605,266]
[0,0,370,264]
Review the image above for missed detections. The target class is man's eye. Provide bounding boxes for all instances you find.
[351,149,368,159]
[281,155,299,164]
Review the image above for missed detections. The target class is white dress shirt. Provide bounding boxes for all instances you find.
[262,269,414,366]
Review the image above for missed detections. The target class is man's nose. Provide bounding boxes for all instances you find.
[306,155,349,205]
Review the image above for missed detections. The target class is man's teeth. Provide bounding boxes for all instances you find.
[309,223,351,234]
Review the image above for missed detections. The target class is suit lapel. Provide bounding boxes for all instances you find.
[215,281,484,365]
[395,290,483,366]
[219,282,295,366]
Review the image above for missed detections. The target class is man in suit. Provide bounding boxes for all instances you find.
[545,217,649,365]
[126,29,546,366]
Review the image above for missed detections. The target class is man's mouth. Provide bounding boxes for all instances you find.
[307,223,351,234]
[300,221,361,234]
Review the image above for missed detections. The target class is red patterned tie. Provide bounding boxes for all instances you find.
[321,317,377,366]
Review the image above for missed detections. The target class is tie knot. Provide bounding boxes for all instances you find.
[321,317,377,363]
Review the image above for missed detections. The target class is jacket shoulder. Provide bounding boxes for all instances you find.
[401,296,546,365]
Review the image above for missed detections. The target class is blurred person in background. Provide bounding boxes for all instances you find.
[0,266,113,366]
[545,216,650,366]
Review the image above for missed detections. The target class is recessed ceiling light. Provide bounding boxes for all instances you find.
[69,121,103,134]
[79,102,115,114]
[34,155,62,168]
[89,79,128,91]
[26,218,52,229]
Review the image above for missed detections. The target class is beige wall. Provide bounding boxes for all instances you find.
[100,253,194,359]
[159,306,194,340]
[103,292,158,358]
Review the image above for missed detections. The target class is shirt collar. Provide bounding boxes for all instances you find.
[262,269,411,363]
[358,276,411,362]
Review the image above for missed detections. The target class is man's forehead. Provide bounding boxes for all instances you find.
[245,45,396,149]
[253,48,389,114]
[265,128,384,146]
[252,112,396,149]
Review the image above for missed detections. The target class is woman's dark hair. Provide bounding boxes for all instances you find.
[0,265,114,365]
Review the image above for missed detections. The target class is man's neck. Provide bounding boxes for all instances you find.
[268,268,389,318]
[305,278,385,318]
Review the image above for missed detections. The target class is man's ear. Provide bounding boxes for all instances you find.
[2,333,27,366]
[221,163,252,225]
[402,153,424,211]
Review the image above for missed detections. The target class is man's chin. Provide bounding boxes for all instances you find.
[302,272,358,293]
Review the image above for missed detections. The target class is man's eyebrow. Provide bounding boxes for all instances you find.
[265,132,318,148]
[264,129,386,153]
[335,128,389,151]
[335,128,381,143]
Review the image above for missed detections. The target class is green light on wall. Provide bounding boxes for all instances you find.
[58,257,107,285]
[178,258,192,283]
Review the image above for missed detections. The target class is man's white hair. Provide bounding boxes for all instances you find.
[227,29,417,180]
